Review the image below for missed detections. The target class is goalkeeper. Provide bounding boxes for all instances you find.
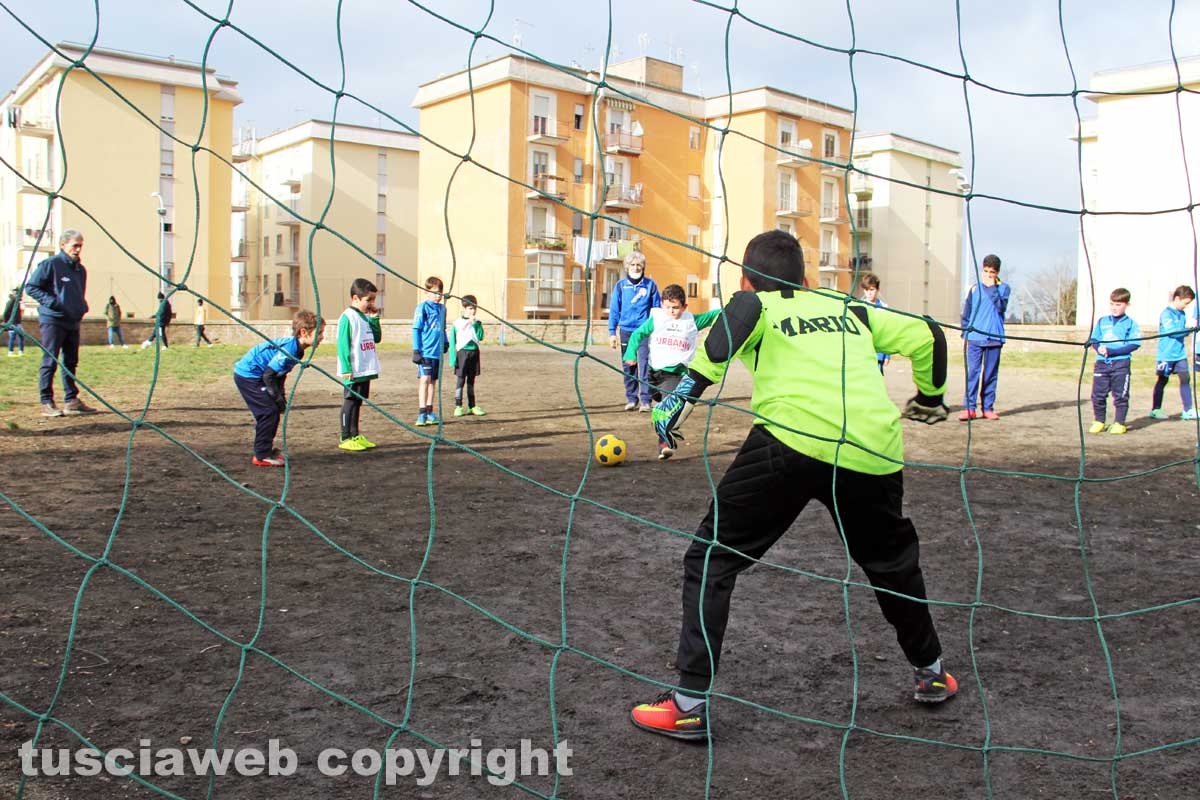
[630,229,955,742]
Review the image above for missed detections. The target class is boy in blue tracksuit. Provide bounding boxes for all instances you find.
[1088,288,1141,435]
[1149,285,1195,421]
[233,309,324,466]
[412,276,448,426]
[960,254,1010,420]
[608,251,661,412]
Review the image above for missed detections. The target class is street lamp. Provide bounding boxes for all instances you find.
[150,191,166,294]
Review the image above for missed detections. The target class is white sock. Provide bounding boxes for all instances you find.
[673,691,706,711]
[921,659,942,674]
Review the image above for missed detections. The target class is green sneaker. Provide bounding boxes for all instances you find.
[453,406,465,417]
[354,434,377,449]
[1149,409,1168,420]
[338,437,368,451]
[1182,409,1198,421]
[470,406,486,416]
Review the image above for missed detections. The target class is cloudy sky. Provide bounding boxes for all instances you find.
[2,0,1197,298]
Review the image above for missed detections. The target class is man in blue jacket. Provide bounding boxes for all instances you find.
[25,229,97,417]
[608,251,661,412]
[960,254,1010,421]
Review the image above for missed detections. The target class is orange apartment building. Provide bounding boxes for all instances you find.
[412,55,860,322]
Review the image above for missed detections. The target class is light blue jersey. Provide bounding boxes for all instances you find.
[233,336,305,379]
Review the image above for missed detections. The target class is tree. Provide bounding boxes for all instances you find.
[1023,259,1077,325]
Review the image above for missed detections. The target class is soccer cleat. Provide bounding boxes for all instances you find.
[658,442,675,460]
[415,412,429,426]
[251,453,286,467]
[1108,422,1128,435]
[914,666,959,703]
[958,409,977,421]
[981,410,1000,420]
[470,406,486,416]
[624,401,638,411]
[426,412,440,425]
[630,692,709,740]
[41,402,63,418]
[453,406,465,417]
[7,351,19,357]
[1087,421,1107,434]
[63,398,98,415]
[1181,409,1198,420]
[141,340,151,349]
[1148,409,1168,420]
[338,437,368,451]
[354,434,377,449]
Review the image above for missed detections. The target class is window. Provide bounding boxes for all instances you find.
[821,179,837,218]
[607,107,631,134]
[376,234,386,256]
[377,152,387,192]
[524,252,566,308]
[531,93,553,135]
[572,265,583,294]
[160,85,175,121]
[276,233,283,254]
[689,126,701,150]
[778,221,793,235]
[687,174,700,200]
[573,157,584,183]
[531,150,551,181]
[262,236,269,257]
[686,274,700,298]
[823,131,838,159]
[572,212,583,236]
[276,273,283,292]
[778,170,794,211]
[779,119,796,150]
[687,224,700,249]
[159,149,174,177]
[377,193,387,213]
[574,104,584,131]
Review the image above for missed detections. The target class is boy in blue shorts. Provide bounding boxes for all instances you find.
[233,309,324,466]
[1087,288,1141,435]
[1149,285,1195,421]
[412,276,447,426]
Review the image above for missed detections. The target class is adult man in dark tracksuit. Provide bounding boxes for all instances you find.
[25,229,97,417]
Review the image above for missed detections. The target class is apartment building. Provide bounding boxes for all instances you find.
[412,55,861,322]
[0,43,241,319]
[1074,56,1200,328]
[230,121,419,321]
[849,133,964,323]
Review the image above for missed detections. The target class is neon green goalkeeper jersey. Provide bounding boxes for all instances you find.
[687,288,947,475]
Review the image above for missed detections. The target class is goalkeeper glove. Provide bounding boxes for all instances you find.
[902,393,949,425]
[412,350,423,364]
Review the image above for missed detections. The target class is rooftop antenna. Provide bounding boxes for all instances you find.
[513,18,534,49]
[638,33,650,56]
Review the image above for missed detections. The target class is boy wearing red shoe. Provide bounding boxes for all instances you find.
[631,230,957,741]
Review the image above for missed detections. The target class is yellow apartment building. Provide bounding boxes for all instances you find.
[0,43,241,320]
[230,120,420,321]
[412,55,859,323]
[849,133,964,322]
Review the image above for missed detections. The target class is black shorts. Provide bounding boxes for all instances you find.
[455,348,482,378]
[416,357,441,380]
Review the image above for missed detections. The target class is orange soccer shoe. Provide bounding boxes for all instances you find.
[914,665,959,703]
[630,692,709,741]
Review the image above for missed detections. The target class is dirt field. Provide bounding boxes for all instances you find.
[2,345,1198,799]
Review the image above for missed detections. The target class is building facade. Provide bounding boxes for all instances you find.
[1075,57,1200,328]
[0,43,241,320]
[230,121,420,321]
[412,55,864,323]
[849,133,964,323]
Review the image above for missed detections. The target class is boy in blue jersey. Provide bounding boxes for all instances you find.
[1149,285,1195,421]
[337,278,382,451]
[608,251,662,412]
[859,272,889,374]
[412,276,448,426]
[233,310,324,467]
[1087,288,1141,435]
[960,254,1010,421]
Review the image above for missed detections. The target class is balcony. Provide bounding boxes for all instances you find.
[776,142,814,169]
[526,174,568,200]
[20,227,55,251]
[849,172,873,198]
[525,232,567,253]
[231,192,249,212]
[603,183,644,210]
[820,203,849,224]
[821,156,849,176]
[527,117,570,145]
[275,252,300,267]
[19,118,55,138]
[275,195,303,225]
[232,239,249,261]
[775,196,813,219]
[604,131,643,156]
[819,251,851,270]
[17,168,53,194]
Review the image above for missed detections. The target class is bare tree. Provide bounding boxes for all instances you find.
[1022,259,1077,325]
